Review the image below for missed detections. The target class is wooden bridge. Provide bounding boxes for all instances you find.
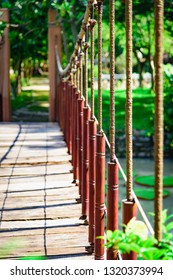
[0,1,165,260]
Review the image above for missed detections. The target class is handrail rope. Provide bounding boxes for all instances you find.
[97,0,103,133]
[55,0,95,78]
[110,0,115,162]
[125,0,133,201]
[79,43,84,99]
[154,0,164,242]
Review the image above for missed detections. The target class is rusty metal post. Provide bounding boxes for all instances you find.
[122,199,137,260]
[0,8,10,121]
[81,107,90,221]
[107,162,119,260]
[95,133,105,260]
[48,9,61,122]
[88,119,97,252]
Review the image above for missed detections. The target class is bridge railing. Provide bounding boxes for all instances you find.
[49,0,164,260]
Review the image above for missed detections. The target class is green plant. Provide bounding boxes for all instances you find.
[101,209,173,260]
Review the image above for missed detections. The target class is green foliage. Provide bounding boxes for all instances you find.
[0,20,6,36]
[102,210,173,260]
[90,87,154,135]
[11,90,48,111]
[164,64,173,88]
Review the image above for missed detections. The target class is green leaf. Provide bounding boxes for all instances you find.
[106,230,113,241]
[166,222,173,232]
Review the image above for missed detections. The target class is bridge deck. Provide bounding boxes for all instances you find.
[0,122,93,260]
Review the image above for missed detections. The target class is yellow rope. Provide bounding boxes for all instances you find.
[154,0,164,242]
[125,0,133,201]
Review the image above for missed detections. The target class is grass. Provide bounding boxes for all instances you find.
[11,90,49,112]
[89,87,171,136]
[88,87,155,135]
[135,175,173,188]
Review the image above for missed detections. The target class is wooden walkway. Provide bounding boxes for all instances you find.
[0,122,93,260]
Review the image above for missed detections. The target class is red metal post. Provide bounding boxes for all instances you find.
[95,133,105,260]
[72,88,79,184]
[106,161,119,260]
[64,82,68,142]
[72,86,75,166]
[122,199,137,260]
[77,98,84,202]
[81,107,90,221]
[67,82,72,154]
[88,119,97,252]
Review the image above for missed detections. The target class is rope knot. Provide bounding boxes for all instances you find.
[96,0,103,7]
[89,19,97,29]
[84,42,89,51]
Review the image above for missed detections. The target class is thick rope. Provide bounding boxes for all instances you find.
[79,43,84,99]
[89,6,96,119]
[110,0,115,162]
[97,0,103,133]
[154,0,164,242]
[76,59,80,90]
[125,0,133,201]
[84,26,89,106]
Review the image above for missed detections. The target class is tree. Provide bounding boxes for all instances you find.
[1,0,49,96]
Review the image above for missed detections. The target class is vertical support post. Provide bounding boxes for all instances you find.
[106,0,119,260]
[95,133,105,260]
[154,0,164,242]
[77,98,84,202]
[82,107,90,221]
[48,9,61,122]
[107,162,119,260]
[88,119,97,251]
[0,8,10,121]
[122,200,137,260]
[72,87,79,184]
[122,0,137,260]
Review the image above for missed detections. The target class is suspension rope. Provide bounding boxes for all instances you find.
[97,0,103,133]
[84,25,89,106]
[125,0,133,201]
[76,58,80,90]
[89,4,96,119]
[79,42,84,99]
[110,0,115,162]
[154,0,164,242]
